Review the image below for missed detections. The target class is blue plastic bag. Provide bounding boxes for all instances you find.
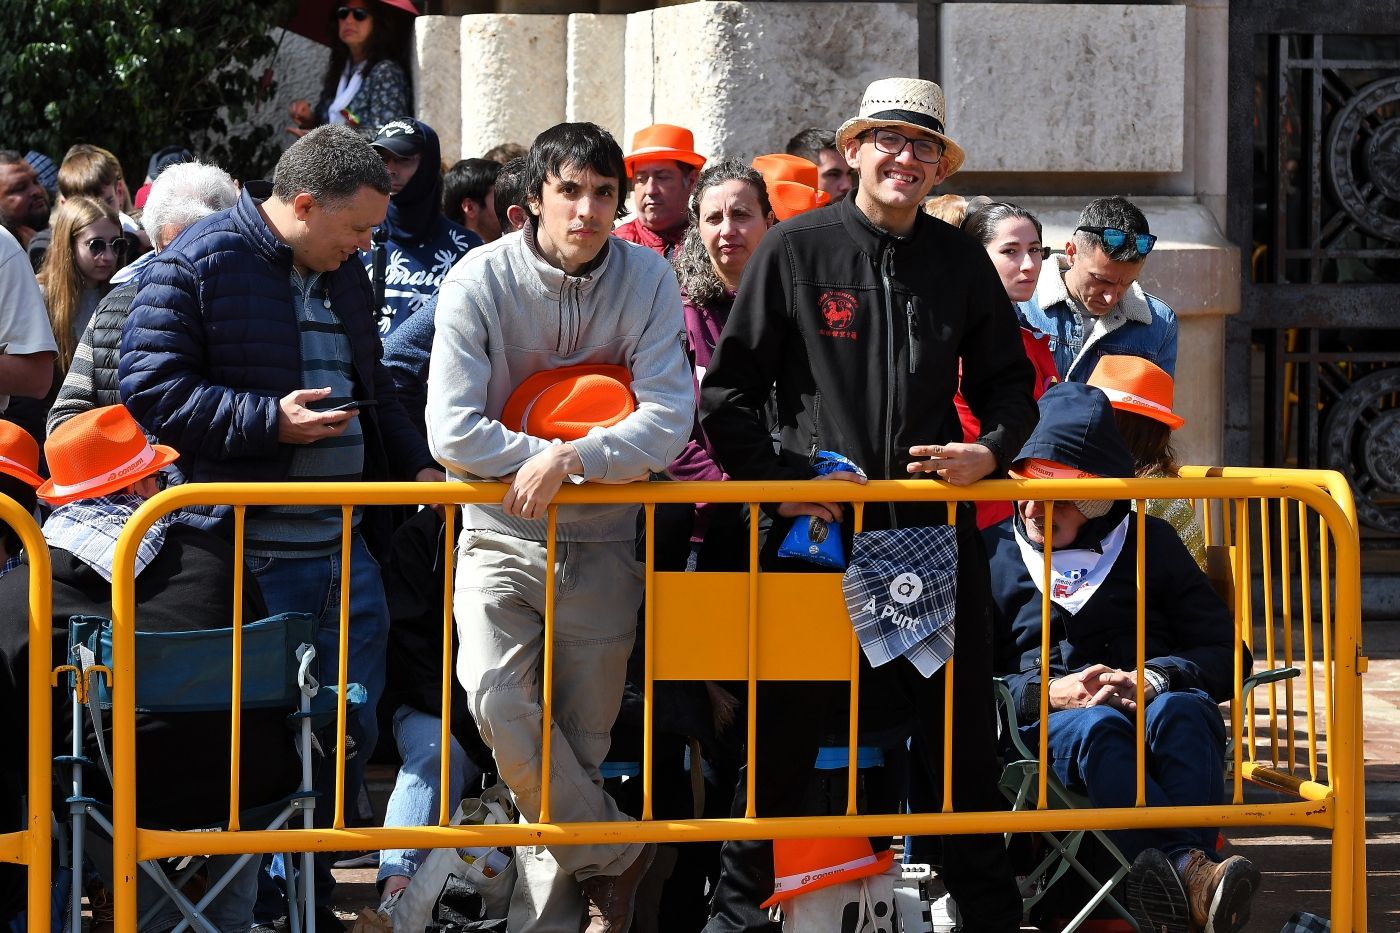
[777,451,866,569]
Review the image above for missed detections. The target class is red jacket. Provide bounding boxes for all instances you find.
[613,217,684,259]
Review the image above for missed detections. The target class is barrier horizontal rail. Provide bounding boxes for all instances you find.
[103,475,1364,932]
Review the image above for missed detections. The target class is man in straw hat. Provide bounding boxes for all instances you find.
[428,121,693,933]
[0,405,294,933]
[699,77,1037,932]
[988,382,1258,933]
[614,123,706,259]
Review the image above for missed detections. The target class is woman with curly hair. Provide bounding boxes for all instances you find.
[288,0,416,138]
[38,196,122,375]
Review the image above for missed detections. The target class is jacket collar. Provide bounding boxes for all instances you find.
[234,181,296,272]
[1035,252,1152,324]
[519,222,612,296]
[836,193,929,259]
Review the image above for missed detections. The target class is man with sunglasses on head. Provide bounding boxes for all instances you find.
[1019,195,1177,383]
[700,77,1035,933]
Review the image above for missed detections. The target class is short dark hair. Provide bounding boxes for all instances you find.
[524,123,628,222]
[493,157,526,233]
[272,124,390,207]
[483,142,527,165]
[1074,196,1151,263]
[786,128,836,162]
[443,158,501,225]
[961,198,1043,246]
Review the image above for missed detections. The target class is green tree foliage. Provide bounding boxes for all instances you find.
[1,0,297,184]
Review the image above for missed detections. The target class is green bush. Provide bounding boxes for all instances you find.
[0,0,297,185]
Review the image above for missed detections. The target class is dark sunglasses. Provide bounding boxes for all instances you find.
[337,6,370,21]
[1076,225,1157,257]
[81,237,127,257]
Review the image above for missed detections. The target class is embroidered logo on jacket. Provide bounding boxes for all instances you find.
[818,290,858,340]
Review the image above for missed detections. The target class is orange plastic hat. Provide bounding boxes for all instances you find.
[501,364,635,442]
[751,153,832,221]
[38,406,178,505]
[624,124,706,173]
[760,837,895,909]
[1086,355,1185,430]
[1008,458,1099,480]
[0,420,44,488]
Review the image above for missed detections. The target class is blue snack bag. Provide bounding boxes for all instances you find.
[777,451,866,569]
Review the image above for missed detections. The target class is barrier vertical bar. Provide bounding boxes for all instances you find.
[941,502,956,814]
[111,500,140,932]
[1279,498,1297,772]
[1259,499,1278,764]
[1134,499,1146,808]
[1319,518,1335,778]
[643,503,656,822]
[1297,502,1318,781]
[744,502,759,818]
[17,500,51,933]
[541,506,558,823]
[1037,501,1054,810]
[228,505,246,830]
[1324,499,1360,933]
[847,503,865,818]
[440,501,456,826]
[334,508,352,829]
[1232,499,1247,803]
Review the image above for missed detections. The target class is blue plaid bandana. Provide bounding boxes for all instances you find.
[43,494,173,582]
[1279,913,1329,933]
[842,525,959,678]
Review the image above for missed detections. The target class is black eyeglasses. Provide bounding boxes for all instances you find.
[337,6,370,21]
[865,128,945,165]
[81,237,127,257]
[1076,225,1157,257]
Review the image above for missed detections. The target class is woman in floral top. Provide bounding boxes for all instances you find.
[288,0,415,139]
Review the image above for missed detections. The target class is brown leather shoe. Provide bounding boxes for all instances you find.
[1126,848,1191,933]
[1178,849,1261,933]
[581,842,657,933]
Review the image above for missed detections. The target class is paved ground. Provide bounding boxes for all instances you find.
[325,620,1400,932]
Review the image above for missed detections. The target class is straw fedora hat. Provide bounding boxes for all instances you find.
[501,364,635,442]
[751,153,832,220]
[760,836,895,909]
[38,406,178,506]
[0,420,44,488]
[623,124,706,174]
[835,77,966,176]
[1086,355,1185,430]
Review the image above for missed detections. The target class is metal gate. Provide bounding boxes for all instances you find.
[1225,0,1400,537]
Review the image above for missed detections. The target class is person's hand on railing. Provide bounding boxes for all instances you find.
[502,443,583,520]
[906,442,996,485]
[1048,664,1158,713]
[776,469,867,523]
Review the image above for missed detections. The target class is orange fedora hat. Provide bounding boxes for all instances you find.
[501,364,635,443]
[760,837,895,909]
[1087,355,1185,430]
[0,420,44,488]
[624,124,706,174]
[38,406,178,506]
[752,153,831,221]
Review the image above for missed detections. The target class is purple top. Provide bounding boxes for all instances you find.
[668,290,733,540]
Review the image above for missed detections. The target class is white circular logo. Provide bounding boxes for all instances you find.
[890,572,923,605]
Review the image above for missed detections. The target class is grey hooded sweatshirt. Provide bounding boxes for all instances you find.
[427,224,693,542]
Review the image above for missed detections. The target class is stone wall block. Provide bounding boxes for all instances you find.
[567,14,627,137]
[623,9,656,148]
[941,3,1186,173]
[635,2,917,164]
[460,14,568,158]
[414,16,463,162]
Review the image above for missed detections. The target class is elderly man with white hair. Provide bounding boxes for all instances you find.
[46,161,238,433]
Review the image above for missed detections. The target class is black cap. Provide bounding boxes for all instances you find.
[147,145,194,182]
[371,119,425,157]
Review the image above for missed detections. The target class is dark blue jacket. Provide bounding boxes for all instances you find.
[987,383,1243,722]
[118,182,435,490]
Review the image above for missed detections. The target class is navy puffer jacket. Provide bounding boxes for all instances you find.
[118,182,434,488]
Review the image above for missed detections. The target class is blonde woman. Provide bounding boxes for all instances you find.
[38,196,123,375]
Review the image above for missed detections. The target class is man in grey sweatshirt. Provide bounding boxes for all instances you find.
[426,122,693,933]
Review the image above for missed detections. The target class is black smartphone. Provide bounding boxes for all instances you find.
[319,399,379,413]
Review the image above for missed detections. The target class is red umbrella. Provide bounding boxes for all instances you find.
[282,0,420,46]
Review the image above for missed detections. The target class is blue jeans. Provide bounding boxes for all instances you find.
[378,704,477,884]
[1027,688,1226,861]
[249,533,390,912]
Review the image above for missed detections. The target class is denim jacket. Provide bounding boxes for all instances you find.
[1016,254,1178,382]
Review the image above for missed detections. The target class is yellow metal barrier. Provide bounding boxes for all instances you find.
[0,495,52,933]
[103,475,1365,931]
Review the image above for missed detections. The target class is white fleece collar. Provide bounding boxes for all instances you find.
[1037,253,1152,325]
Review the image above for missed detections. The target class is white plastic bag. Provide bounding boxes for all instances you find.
[390,784,518,932]
[780,865,898,933]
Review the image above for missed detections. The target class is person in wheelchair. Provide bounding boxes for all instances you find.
[0,405,297,932]
[985,383,1259,933]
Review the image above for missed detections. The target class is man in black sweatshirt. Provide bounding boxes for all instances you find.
[700,77,1037,933]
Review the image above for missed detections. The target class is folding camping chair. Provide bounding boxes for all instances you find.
[55,611,365,933]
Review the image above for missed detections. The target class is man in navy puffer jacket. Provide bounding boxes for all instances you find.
[118,124,442,927]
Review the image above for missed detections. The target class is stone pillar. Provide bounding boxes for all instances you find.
[624,1,917,163]
[566,14,627,137]
[413,16,463,162]
[1022,198,1240,467]
[459,14,568,158]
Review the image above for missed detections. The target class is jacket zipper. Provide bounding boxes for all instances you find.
[880,245,898,527]
[906,299,920,374]
[808,391,823,464]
